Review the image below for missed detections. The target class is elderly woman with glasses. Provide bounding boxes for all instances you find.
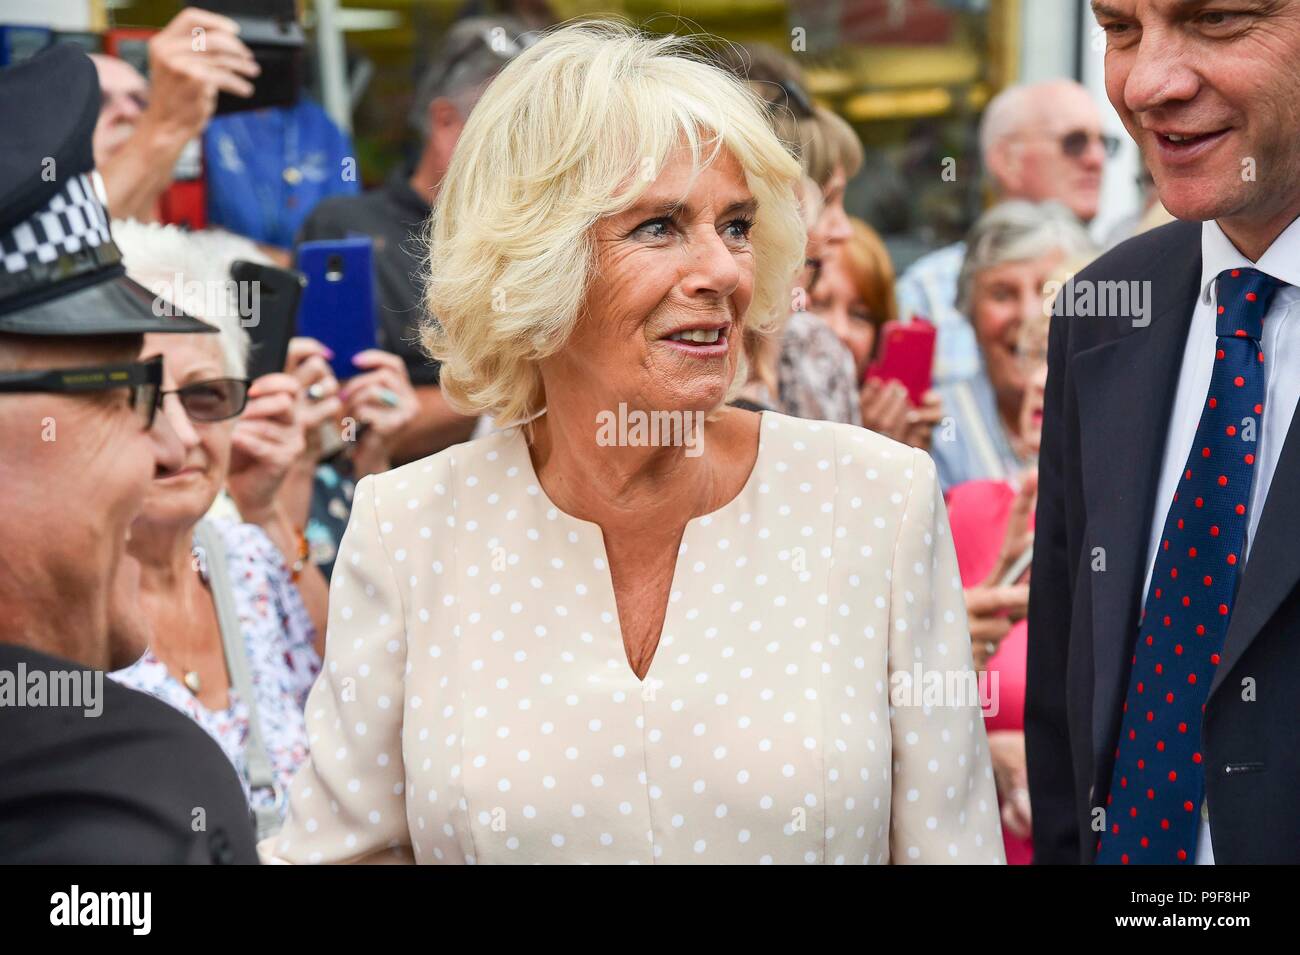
[267,22,1003,865]
[107,222,332,836]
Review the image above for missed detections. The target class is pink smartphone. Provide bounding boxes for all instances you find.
[863,318,936,407]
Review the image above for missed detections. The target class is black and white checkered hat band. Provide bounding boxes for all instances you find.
[1,171,113,275]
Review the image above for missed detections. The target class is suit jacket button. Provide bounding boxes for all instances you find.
[210,829,235,864]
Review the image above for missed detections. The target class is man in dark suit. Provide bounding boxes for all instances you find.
[1024,0,1300,867]
[0,45,257,863]
[1027,0,1300,864]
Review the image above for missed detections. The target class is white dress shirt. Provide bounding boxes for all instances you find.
[1139,215,1300,864]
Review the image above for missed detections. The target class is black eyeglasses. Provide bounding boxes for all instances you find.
[159,377,251,422]
[0,354,163,429]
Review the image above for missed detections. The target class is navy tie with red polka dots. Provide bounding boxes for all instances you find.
[1095,267,1285,865]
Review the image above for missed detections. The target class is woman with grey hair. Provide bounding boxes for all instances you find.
[268,22,1003,865]
[932,203,1094,848]
[933,199,1096,491]
[107,222,333,838]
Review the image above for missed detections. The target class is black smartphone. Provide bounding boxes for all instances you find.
[231,260,306,380]
[206,0,303,115]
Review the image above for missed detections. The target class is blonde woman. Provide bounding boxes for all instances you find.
[267,21,1003,865]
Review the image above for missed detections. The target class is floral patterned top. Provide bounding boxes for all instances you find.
[777,309,864,427]
[110,518,320,821]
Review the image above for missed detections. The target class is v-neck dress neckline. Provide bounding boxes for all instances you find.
[506,411,770,685]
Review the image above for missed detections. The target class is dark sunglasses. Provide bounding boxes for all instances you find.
[1061,129,1121,159]
[0,354,163,429]
[159,376,251,423]
[763,78,815,119]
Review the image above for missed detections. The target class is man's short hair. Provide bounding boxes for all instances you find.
[407,15,535,139]
[979,79,1092,164]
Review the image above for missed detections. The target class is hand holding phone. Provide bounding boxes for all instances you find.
[202,0,303,115]
[859,376,911,443]
[232,260,306,381]
[993,471,1038,588]
[145,9,259,131]
[295,238,378,382]
[863,318,936,407]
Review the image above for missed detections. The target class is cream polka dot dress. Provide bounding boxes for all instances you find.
[265,411,1005,864]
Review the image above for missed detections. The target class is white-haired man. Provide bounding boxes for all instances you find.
[896,79,1114,387]
[90,8,258,222]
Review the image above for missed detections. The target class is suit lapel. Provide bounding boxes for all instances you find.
[1211,391,1300,698]
[1072,231,1202,768]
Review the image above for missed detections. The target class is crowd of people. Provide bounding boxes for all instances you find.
[3,2,1297,867]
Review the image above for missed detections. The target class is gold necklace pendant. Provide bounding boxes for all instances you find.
[183,670,202,695]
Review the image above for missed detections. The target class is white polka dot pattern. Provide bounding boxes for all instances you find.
[264,412,1005,864]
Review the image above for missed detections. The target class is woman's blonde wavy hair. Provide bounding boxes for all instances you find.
[420,19,806,425]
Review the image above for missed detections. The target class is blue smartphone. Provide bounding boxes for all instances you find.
[295,237,377,381]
